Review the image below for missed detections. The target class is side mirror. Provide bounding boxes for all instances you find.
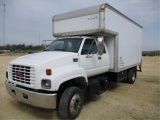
[97,36,104,55]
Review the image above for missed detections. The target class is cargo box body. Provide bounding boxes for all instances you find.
[52,4,143,72]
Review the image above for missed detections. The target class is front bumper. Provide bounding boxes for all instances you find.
[5,81,57,109]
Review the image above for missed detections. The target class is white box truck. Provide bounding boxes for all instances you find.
[5,3,142,119]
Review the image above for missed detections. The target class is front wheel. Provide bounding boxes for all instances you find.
[59,87,83,119]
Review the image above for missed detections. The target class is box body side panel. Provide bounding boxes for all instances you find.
[105,8,142,71]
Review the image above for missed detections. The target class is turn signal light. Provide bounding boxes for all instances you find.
[46,69,52,75]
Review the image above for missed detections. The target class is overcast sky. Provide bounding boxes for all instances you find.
[0,0,159,51]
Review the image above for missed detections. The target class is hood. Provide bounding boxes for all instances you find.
[10,51,78,67]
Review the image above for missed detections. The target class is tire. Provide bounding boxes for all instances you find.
[59,87,83,119]
[127,69,136,84]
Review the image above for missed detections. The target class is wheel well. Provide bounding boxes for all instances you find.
[56,77,87,108]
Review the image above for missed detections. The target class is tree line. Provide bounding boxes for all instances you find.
[0,44,42,51]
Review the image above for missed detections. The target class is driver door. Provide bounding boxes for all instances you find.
[79,38,100,77]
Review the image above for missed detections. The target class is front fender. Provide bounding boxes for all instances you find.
[51,65,87,91]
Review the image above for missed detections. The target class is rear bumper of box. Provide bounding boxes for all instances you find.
[5,81,57,109]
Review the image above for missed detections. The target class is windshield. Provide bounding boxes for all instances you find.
[44,38,82,53]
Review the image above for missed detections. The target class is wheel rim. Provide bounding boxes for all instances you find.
[70,94,81,115]
[132,73,136,81]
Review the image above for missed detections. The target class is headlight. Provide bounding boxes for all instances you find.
[41,79,51,89]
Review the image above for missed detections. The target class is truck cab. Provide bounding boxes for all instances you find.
[5,36,110,119]
[44,36,110,77]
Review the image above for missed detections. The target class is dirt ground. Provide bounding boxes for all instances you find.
[0,55,159,120]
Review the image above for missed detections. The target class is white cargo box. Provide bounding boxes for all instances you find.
[52,3,143,72]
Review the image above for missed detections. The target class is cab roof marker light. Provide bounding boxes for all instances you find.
[100,5,105,12]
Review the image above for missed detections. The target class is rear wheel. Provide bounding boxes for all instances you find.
[59,87,83,119]
[127,69,136,84]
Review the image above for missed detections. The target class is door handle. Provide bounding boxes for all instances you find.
[98,57,102,60]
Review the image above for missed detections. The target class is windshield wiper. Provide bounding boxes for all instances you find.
[54,49,65,51]
[43,49,49,51]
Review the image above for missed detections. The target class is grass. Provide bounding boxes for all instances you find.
[10,50,41,53]
[0,50,42,56]
[142,50,160,56]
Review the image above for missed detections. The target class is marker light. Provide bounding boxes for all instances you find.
[100,7,105,12]
[46,69,52,75]
[100,5,105,12]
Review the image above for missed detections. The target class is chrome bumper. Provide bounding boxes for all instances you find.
[5,81,57,109]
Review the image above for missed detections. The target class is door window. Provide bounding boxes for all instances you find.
[81,39,97,55]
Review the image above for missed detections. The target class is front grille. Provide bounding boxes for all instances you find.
[8,64,35,86]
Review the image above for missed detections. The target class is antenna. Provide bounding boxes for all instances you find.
[39,31,40,46]
[3,4,5,47]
